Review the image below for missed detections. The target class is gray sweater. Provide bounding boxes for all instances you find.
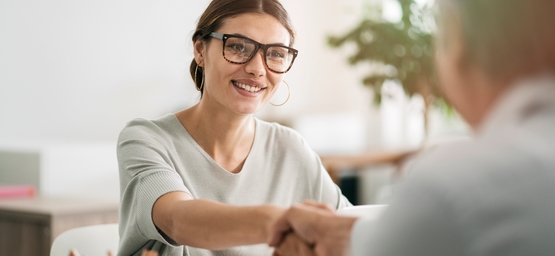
[117,114,351,256]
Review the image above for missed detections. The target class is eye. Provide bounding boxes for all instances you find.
[227,43,248,53]
[267,49,287,59]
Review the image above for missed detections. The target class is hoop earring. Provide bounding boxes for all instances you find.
[270,80,291,106]
[194,65,205,92]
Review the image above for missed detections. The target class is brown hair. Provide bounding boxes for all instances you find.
[437,0,555,80]
[190,0,295,96]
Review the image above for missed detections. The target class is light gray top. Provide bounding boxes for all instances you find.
[117,114,351,256]
[352,74,555,256]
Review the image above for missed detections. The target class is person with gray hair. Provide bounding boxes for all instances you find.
[267,0,555,255]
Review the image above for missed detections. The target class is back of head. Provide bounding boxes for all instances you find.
[437,0,555,81]
[189,0,294,95]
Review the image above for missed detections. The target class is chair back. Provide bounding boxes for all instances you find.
[50,223,119,256]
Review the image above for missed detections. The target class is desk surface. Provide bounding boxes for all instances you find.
[0,196,119,216]
[321,149,416,169]
[320,148,418,184]
[0,196,119,256]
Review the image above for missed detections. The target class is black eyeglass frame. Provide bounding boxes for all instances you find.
[207,32,299,74]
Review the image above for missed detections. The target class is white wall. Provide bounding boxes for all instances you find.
[0,0,378,144]
[1,0,206,143]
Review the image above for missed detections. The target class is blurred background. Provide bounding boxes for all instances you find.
[0,0,469,205]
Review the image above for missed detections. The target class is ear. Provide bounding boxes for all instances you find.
[194,40,206,67]
[435,9,470,78]
[446,13,469,75]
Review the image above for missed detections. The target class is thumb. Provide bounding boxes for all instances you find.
[267,216,292,246]
[69,249,81,256]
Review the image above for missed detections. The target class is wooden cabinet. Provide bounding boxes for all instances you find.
[0,197,119,256]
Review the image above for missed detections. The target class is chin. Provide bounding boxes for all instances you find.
[233,104,262,115]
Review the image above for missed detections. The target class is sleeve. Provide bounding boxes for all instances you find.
[314,153,353,209]
[350,172,465,256]
[117,121,191,252]
[270,122,353,209]
[293,131,353,209]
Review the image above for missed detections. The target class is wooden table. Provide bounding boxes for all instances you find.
[0,196,119,256]
[321,148,418,184]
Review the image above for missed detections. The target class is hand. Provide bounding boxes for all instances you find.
[268,201,357,256]
[268,201,335,247]
[140,249,159,256]
[69,249,158,256]
[272,232,315,256]
[68,249,114,256]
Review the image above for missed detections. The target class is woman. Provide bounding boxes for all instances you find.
[116,0,351,255]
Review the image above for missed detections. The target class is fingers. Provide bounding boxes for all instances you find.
[141,249,159,256]
[69,249,120,256]
[267,212,294,246]
[69,249,80,256]
[269,203,356,256]
[268,202,335,247]
[268,204,314,246]
[274,232,315,256]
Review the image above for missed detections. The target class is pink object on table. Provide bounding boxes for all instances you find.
[0,185,36,198]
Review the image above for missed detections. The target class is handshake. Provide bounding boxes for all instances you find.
[267,201,361,256]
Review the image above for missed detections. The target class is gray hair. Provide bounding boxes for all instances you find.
[436,0,555,79]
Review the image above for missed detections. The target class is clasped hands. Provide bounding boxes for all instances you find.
[267,201,358,256]
[69,201,356,256]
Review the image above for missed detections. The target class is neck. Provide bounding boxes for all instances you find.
[181,104,254,151]
[463,73,512,130]
[175,100,256,173]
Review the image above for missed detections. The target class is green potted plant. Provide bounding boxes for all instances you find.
[328,0,447,138]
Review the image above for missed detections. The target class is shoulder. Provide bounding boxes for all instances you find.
[255,118,307,146]
[409,139,505,182]
[118,114,179,147]
[404,132,552,200]
[417,130,547,173]
[254,118,320,165]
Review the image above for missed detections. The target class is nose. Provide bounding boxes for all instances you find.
[244,50,266,77]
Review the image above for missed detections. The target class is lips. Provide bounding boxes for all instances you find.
[232,81,266,93]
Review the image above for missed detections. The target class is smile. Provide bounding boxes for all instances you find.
[233,81,265,93]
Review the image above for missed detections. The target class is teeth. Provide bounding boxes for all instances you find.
[234,81,261,92]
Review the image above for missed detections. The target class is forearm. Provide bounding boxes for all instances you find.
[164,199,285,250]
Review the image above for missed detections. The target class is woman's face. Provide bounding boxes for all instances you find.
[195,13,291,115]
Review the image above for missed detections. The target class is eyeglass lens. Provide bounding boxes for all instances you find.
[223,36,295,73]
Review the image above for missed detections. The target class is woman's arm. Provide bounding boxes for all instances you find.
[152,191,285,250]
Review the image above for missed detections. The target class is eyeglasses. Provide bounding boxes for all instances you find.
[208,32,298,74]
